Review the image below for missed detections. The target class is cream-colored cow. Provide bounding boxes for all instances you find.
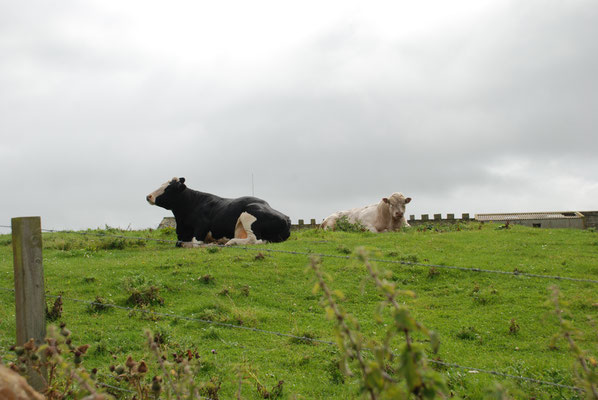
[321,193,412,232]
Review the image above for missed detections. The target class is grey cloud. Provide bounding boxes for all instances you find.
[1,1,597,231]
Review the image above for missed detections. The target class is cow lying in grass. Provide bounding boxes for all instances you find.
[321,193,412,232]
[147,177,291,246]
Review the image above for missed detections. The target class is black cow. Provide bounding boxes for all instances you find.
[146,177,291,246]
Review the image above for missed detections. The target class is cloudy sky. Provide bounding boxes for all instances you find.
[1,0,597,232]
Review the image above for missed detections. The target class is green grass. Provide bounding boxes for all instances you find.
[1,223,597,399]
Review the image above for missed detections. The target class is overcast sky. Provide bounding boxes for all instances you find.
[1,0,597,232]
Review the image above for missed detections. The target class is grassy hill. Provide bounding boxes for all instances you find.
[0,222,597,399]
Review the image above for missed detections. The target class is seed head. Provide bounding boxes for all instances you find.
[138,361,148,374]
[151,376,162,394]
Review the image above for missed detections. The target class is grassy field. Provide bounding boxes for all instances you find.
[0,222,597,399]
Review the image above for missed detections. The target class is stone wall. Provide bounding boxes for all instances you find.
[158,211,598,231]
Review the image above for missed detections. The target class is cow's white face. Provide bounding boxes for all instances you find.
[383,193,412,220]
[146,177,183,205]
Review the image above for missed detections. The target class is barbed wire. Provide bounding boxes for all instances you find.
[0,286,583,392]
[427,359,581,391]
[0,225,592,393]
[46,292,337,346]
[2,223,597,284]
[21,226,598,284]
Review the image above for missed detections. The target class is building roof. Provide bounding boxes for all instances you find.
[475,212,583,221]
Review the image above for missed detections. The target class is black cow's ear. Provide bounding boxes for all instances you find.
[179,177,186,184]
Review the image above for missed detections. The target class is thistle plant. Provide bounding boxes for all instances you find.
[550,286,598,399]
[9,323,106,400]
[310,248,447,399]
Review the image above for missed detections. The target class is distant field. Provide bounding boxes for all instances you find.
[1,223,597,399]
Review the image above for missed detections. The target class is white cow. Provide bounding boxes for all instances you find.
[321,193,412,232]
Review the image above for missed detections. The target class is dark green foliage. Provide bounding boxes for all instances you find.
[87,296,111,313]
[199,274,215,284]
[46,296,63,321]
[199,377,222,399]
[126,286,164,307]
[288,331,318,345]
[160,226,176,236]
[456,326,479,341]
[509,318,520,335]
[239,285,250,296]
[427,267,440,279]
[334,215,367,232]
[326,357,346,384]
[336,244,352,254]
[256,380,284,399]
[123,277,165,307]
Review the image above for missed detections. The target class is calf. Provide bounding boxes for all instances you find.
[321,193,412,232]
[147,177,291,246]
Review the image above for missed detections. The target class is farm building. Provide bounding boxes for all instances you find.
[474,211,586,229]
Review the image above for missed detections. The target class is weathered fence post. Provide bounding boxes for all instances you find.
[12,216,46,391]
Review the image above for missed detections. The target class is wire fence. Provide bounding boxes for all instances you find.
[2,224,595,284]
[0,223,592,394]
[0,286,584,392]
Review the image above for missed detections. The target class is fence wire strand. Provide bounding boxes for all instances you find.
[0,225,592,393]
[0,286,584,392]
[1,224,595,284]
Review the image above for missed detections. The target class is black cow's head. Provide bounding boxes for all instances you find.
[146,177,187,210]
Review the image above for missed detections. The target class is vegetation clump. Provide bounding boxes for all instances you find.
[46,296,63,322]
[199,274,215,284]
[334,216,367,232]
[509,318,520,335]
[126,285,164,307]
[87,296,111,313]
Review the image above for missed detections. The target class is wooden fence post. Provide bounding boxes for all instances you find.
[12,216,46,391]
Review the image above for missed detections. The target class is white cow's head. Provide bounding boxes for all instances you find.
[382,193,411,220]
